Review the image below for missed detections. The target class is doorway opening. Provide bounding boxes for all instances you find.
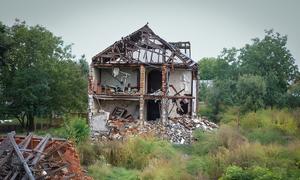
[147,100,161,121]
[147,69,162,93]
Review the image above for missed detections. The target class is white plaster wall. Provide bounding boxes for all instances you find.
[168,69,192,95]
[100,68,139,87]
[99,100,140,119]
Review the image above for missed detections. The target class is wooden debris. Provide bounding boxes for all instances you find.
[0,132,91,180]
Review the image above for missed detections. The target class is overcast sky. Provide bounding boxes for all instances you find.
[0,0,299,65]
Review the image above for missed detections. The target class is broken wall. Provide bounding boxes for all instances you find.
[97,100,139,119]
[168,69,193,118]
[169,69,192,95]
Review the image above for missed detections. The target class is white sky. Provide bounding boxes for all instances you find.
[0,0,299,65]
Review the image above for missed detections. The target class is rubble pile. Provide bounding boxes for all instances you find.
[92,116,218,144]
[0,132,91,180]
[166,116,218,144]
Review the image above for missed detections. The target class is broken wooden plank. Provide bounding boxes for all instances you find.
[7,132,34,180]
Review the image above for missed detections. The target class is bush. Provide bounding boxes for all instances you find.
[220,106,241,125]
[220,165,250,180]
[220,165,281,180]
[240,109,298,135]
[65,117,90,143]
[186,156,209,177]
[198,103,213,119]
[247,128,287,144]
[192,130,219,155]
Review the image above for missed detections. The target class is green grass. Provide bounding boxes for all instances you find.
[82,108,300,180]
[13,108,298,180]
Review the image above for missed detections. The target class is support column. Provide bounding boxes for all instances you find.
[191,69,199,117]
[161,64,168,124]
[139,65,146,122]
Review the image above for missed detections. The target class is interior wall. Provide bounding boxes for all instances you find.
[99,100,139,119]
[168,69,192,96]
[100,68,139,88]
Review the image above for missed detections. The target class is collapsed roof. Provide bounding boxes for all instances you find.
[92,24,197,69]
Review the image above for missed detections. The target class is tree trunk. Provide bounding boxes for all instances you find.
[26,112,35,132]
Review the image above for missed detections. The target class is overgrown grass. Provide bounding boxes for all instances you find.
[76,108,300,180]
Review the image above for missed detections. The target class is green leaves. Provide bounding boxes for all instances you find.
[198,29,299,121]
[237,75,266,112]
[0,20,88,130]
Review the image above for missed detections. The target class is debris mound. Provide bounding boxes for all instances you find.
[92,115,218,144]
[0,132,91,180]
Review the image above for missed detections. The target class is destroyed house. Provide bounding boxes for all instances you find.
[88,24,199,134]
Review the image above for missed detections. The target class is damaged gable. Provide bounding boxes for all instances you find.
[92,24,197,68]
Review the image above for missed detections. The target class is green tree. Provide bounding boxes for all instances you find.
[199,56,236,80]
[0,20,87,131]
[206,79,237,122]
[239,29,298,107]
[237,75,266,112]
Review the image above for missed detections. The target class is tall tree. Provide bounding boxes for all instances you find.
[0,20,88,131]
[239,30,298,107]
[237,75,266,112]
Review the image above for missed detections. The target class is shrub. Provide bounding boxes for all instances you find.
[216,125,247,150]
[220,106,241,125]
[227,142,266,168]
[220,165,250,180]
[198,103,213,119]
[240,109,298,135]
[65,117,90,143]
[248,166,281,180]
[220,165,281,180]
[192,130,219,155]
[247,128,287,144]
[186,156,209,177]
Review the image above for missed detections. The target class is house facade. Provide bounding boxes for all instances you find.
[88,24,198,134]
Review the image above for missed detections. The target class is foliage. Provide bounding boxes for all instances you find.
[286,81,300,108]
[205,79,237,122]
[247,128,286,145]
[239,109,298,135]
[0,20,88,131]
[239,30,298,107]
[77,117,300,180]
[198,29,300,121]
[65,117,90,143]
[220,165,281,180]
[237,75,266,112]
[199,55,238,81]
[35,116,90,143]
